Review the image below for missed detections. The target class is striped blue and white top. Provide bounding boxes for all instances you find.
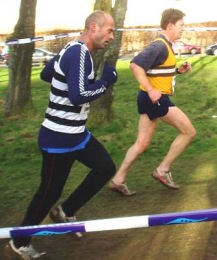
[38,41,107,153]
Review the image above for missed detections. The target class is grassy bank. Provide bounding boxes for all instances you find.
[0,55,217,259]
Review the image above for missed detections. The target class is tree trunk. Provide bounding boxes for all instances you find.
[4,0,37,117]
[89,0,128,125]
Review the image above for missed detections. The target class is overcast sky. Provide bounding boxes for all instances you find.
[0,0,216,33]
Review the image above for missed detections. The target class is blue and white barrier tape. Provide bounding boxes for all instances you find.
[0,32,81,47]
[1,27,217,47]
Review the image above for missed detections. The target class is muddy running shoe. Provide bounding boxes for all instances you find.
[152,169,180,189]
[8,240,46,259]
[109,179,136,196]
[49,205,82,238]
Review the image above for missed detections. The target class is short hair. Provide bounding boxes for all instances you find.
[160,8,186,30]
[85,10,109,29]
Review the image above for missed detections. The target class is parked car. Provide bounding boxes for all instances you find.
[32,48,57,65]
[205,43,217,56]
[2,47,56,66]
[0,51,5,63]
[172,41,201,55]
[0,45,10,64]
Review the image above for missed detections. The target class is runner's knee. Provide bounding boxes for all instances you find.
[187,126,196,140]
[135,139,151,154]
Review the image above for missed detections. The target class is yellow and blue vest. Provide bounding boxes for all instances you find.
[140,38,176,95]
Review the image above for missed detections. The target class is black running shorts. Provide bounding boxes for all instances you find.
[137,90,175,120]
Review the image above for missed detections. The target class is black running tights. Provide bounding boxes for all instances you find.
[13,135,116,247]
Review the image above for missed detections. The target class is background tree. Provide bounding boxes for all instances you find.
[4,0,37,116]
[90,0,128,124]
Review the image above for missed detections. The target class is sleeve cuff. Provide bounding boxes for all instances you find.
[176,68,181,74]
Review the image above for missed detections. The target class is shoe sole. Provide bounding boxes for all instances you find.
[109,186,136,196]
[4,244,48,259]
[109,181,136,196]
[4,244,20,260]
[152,174,180,190]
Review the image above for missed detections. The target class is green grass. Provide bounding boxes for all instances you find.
[0,56,217,259]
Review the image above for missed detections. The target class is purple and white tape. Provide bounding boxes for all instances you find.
[1,208,217,239]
